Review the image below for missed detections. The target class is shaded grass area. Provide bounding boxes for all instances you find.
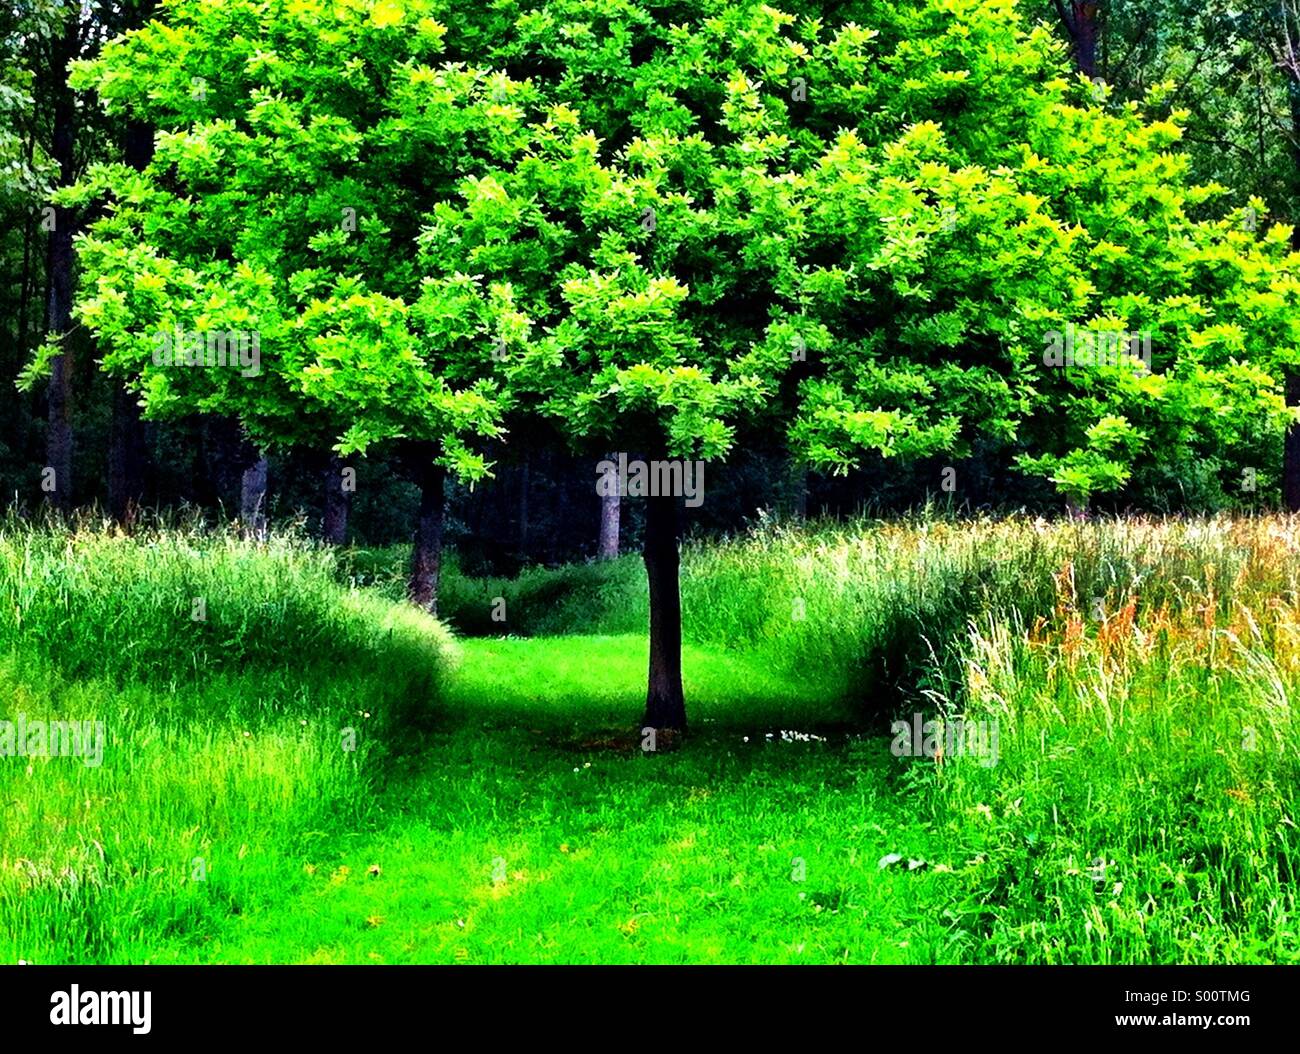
[435,635,856,732]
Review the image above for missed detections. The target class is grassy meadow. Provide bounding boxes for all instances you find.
[1,513,1297,963]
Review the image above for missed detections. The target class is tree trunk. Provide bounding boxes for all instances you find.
[1072,2,1098,79]
[642,491,686,733]
[240,455,269,538]
[43,17,79,512]
[409,458,446,613]
[598,455,621,559]
[518,454,530,557]
[108,385,146,526]
[322,452,352,545]
[791,460,808,520]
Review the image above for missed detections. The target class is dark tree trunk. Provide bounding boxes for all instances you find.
[240,455,269,538]
[43,18,79,511]
[10,210,34,461]
[322,452,352,545]
[1071,2,1099,79]
[518,454,530,556]
[642,492,686,733]
[409,456,446,613]
[1057,0,1100,80]
[108,385,146,526]
[598,455,621,559]
[200,415,242,510]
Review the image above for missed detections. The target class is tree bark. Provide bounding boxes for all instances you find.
[518,454,530,556]
[43,16,79,512]
[409,458,446,613]
[322,452,352,545]
[108,384,146,526]
[1071,2,1099,79]
[642,491,686,733]
[240,455,269,538]
[1056,0,1100,80]
[598,455,621,559]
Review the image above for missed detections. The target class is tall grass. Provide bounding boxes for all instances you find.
[0,514,457,963]
[412,512,1300,962]
[5,510,1297,963]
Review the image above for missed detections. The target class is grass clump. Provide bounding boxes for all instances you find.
[0,516,457,964]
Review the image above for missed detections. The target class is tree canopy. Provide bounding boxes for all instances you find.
[53,0,1300,728]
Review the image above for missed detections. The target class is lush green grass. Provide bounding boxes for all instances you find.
[133,637,950,964]
[0,517,456,961]
[3,513,1299,963]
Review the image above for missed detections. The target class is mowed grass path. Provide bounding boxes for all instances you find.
[145,636,963,964]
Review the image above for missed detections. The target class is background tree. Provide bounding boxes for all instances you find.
[58,0,511,606]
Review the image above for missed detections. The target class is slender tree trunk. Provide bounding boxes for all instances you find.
[409,456,446,613]
[791,460,808,520]
[10,211,34,462]
[598,454,621,559]
[240,455,269,538]
[322,452,352,545]
[108,385,146,526]
[518,454,530,557]
[18,118,37,359]
[18,196,33,364]
[43,17,79,511]
[642,491,686,733]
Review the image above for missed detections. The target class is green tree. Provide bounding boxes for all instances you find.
[60,0,1299,736]
[415,0,1298,731]
[57,0,512,605]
